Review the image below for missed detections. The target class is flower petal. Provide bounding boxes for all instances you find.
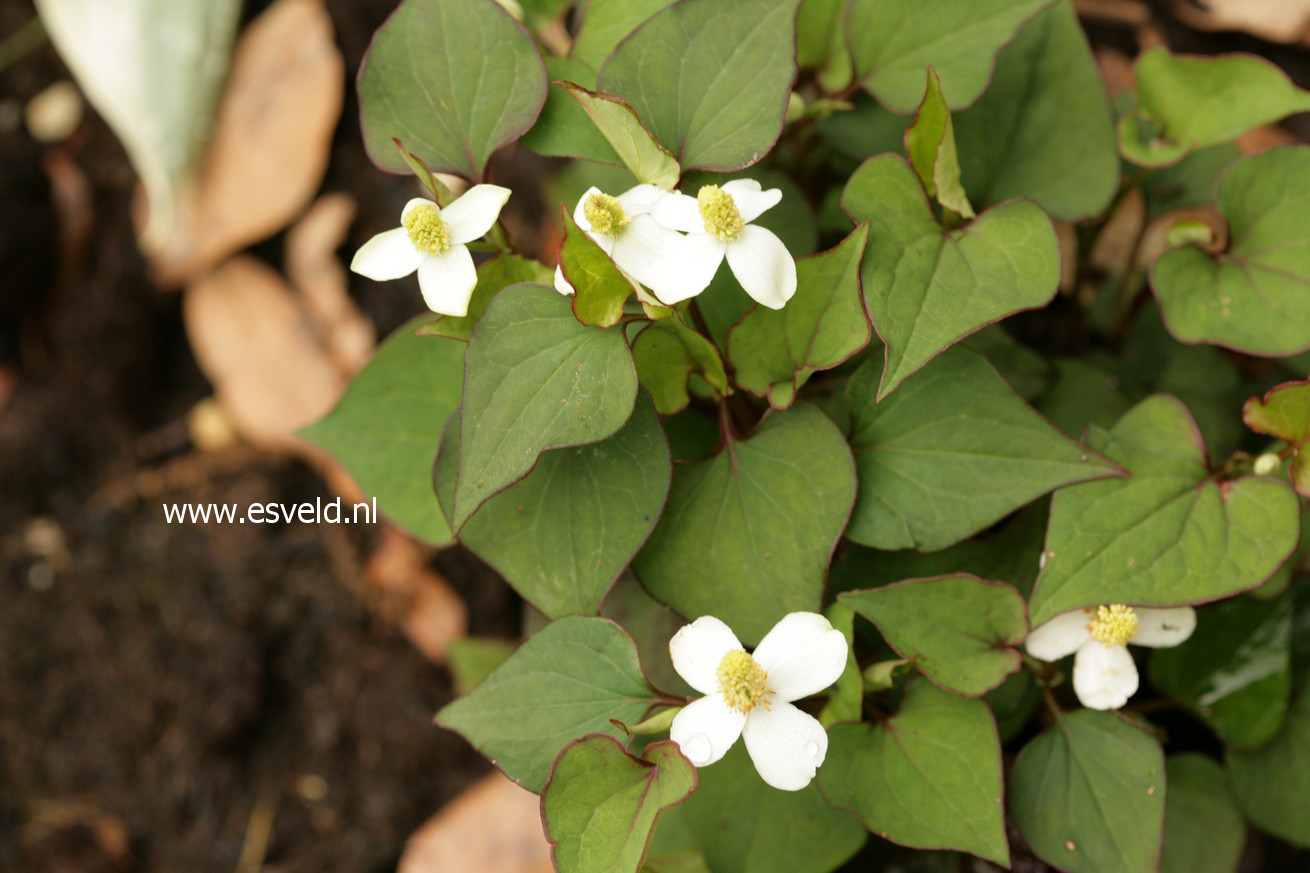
[416,245,478,316]
[751,612,848,703]
[350,227,424,281]
[1131,606,1197,648]
[1025,609,1092,661]
[669,615,743,696]
[646,233,727,305]
[670,695,746,767]
[443,184,512,244]
[722,179,782,223]
[651,190,704,233]
[553,265,575,296]
[610,214,684,287]
[741,701,828,791]
[1072,641,1139,710]
[572,186,604,232]
[617,183,668,216]
[725,225,797,310]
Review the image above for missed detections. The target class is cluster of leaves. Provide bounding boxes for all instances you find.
[305,0,1310,870]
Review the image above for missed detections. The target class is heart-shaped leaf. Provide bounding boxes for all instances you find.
[418,254,553,342]
[633,403,856,645]
[454,283,638,527]
[1245,377,1310,496]
[357,0,547,181]
[728,225,870,409]
[1227,688,1310,848]
[1161,755,1246,873]
[543,737,696,873]
[571,0,676,71]
[436,616,657,792]
[631,317,729,415]
[905,67,974,218]
[1150,147,1310,357]
[845,346,1120,551]
[820,680,1009,865]
[840,576,1029,696]
[598,0,799,172]
[843,154,1059,399]
[1010,710,1166,873]
[1028,395,1301,626]
[560,83,680,189]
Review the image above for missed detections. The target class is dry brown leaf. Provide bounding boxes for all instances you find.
[1169,0,1310,45]
[1236,124,1300,156]
[1089,187,1146,276]
[147,0,343,285]
[398,773,554,873]
[287,193,375,376]
[1094,46,1135,96]
[183,255,343,449]
[366,525,467,663]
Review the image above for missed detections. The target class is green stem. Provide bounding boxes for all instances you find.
[0,16,45,73]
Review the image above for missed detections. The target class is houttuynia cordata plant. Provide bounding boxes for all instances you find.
[303,0,1310,870]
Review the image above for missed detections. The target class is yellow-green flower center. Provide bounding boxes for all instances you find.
[698,185,745,242]
[1088,604,1138,648]
[583,192,629,237]
[716,649,772,714]
[403,203,451,255]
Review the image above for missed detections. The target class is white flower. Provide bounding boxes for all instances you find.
[645,179,797,310]
[554,184,681,296]
[350,185,511,317]
[668,612,847,791]
[1026,604,1197,710]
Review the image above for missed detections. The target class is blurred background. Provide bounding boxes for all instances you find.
[1,1,1308,871]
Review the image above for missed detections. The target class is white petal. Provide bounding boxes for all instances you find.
[553,265,575,296]
[725,225,797,310]
[741,701,828,791]
[651,191,704,233]
[572,186,604,233]
[1025,609,1092,661]
[646,233,727,305]
[416,245,477,316]
[350,227,424,281]
[670,695,746,768]
[1131,606,1197,648]
[669,615,743,696]
[617,183,667,216]
[751,612,848,703]
[401,198,435,222]
[1073,641,1139,710]
[443,184,511,244]
[609,215,684,287]
[722,179,782,223]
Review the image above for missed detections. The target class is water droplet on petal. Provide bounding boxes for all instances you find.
[804,741,819,757]
[683,734,712,765]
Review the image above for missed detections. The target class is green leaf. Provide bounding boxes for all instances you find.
[572,0,675,71]
[1245,377,1310,497]
[985,669,1041,743]
[1142,144,1240,218]
[904,68,974,219]
[560,82,681,189]
[440,396,671,619]
[301,317,463,545]
[1161,754,1246,873]
[797,0,844,69]
[953,0,1119,221]
[542,737,696,873]
[1119,48,1310,168]
[560,206,637,328]
[681,743,865,873]
[1151,594,1292,750]
[963,326,1051,401]
[454,283,637,527]
[840,576,1028,696]
[436,615,657,792]
[1150,147,1310,357]
[818,602,863,728]
[1035,356,1135,438]
[597,0,800,172]
[842,154,1059,399]
[447,637,516,695]
[418,254,553,342]
[728,225,869,408]
[845,346,1120,551]
[1029,395,1301,626]
[846,0,1051,114]
[633,403,856,645]
[601,574,694,697]
[820,681,1008,865]
[520,57,624,164]
[631,317,729,415]
[1010,710,1166,873]
[357,0,547,181]
[1228,687,1310,847]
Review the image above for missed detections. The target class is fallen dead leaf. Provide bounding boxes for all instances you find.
[146,0,344,285]
[398,773,553,873]
[183,255,343,450]
[366,525,467,663]
[1236,124,1300,156]
[1089,187,1146,276]
[1168,0,1310,45]
[1094,46,1135,96]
